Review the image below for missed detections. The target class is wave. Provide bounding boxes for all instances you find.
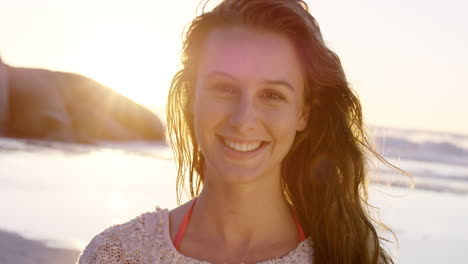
[370,127,468,167]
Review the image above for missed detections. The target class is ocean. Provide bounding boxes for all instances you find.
[0,126,467,263]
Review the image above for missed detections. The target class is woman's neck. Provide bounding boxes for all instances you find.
[189,177,298,249]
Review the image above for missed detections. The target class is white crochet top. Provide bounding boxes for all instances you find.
[77,207,314,263]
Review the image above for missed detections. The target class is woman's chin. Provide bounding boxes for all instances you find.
[206,165,278,186]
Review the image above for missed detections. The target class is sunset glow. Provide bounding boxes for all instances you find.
[1,0,467,134]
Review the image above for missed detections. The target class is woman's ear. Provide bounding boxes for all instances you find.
[187,87,195,114]
[189,98,194,114]
[189,83,197,114]
[296,104,310,132]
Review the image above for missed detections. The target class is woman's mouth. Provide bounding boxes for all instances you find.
[219,136,267,153]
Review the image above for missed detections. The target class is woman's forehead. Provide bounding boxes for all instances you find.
[197,26,304,88]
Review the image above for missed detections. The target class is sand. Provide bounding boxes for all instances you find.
[0,229,80,264]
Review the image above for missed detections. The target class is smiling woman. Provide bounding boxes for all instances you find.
[192,27,309,186]
[77,1,400,263]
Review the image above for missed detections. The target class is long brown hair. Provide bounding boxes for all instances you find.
[167,0,404,263]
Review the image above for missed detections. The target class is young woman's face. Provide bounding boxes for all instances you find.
[193,27,309,185]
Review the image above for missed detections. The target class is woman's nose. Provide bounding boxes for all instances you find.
[229,95,258,133]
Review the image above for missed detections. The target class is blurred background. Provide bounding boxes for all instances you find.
[0,0,467,263]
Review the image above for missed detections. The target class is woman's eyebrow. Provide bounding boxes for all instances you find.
[203,71,295,92]
[204,71,237,80]
[262,80,295,93]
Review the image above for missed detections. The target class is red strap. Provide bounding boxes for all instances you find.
[173,198,306,250]
[173,197,198,250]
[291,207,306,242]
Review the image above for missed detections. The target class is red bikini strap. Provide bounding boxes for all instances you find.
[291,207,306,242]
[173,198,306,250]
[173,197,198,250]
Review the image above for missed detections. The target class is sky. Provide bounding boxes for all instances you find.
[0,0,467,135]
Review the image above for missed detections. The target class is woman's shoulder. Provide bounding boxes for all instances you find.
[76,204,315,264]
[76,206,173,264]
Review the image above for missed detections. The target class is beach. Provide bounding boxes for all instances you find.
[1,130,468,263]
[0,230,79,264]
[1,188,467,263]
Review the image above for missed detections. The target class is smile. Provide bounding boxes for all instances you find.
[221,137,266,152]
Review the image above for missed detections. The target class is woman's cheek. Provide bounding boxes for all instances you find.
[195,94,230,125]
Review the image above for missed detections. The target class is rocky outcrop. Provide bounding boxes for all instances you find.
[0,59,165,144]
[0,57,8,135]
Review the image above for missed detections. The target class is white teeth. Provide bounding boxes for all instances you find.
[223,138,262,152]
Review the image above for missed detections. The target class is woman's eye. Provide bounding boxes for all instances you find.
[263,90,285,101]
[211,83,235,94]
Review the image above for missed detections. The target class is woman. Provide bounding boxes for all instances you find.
[78,0,397,263]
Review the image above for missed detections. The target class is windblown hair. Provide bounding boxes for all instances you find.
[167,0,402,263]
